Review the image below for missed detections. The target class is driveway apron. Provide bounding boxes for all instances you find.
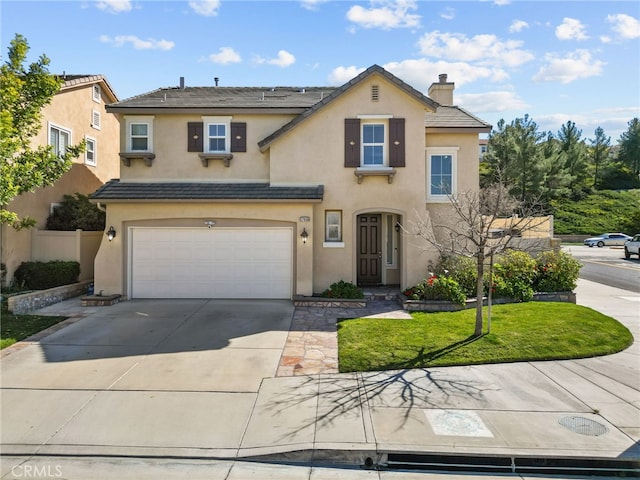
[1,299,294,457]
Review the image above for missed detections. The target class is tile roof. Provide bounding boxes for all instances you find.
[90,180,324,202]
[425,106,492,130]
[109,86,337,110]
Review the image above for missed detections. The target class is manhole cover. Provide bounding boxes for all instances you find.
[558,416,607,436]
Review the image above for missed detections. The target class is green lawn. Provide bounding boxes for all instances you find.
[337,302,633,373]
[1,308,67,349]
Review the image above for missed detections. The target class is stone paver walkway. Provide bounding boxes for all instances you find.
[277,299,411,376]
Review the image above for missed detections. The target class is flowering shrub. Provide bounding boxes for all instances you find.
[534,250,581,292]
[321,280,364,299]
[490,250,537,302]
[403,274,466,306]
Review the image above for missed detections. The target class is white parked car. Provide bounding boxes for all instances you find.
[583,233,632,247]
[624,234,640,258]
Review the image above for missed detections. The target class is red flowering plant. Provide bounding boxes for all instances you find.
[404,273,466,306]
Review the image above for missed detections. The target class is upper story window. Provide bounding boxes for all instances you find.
[362,122,385,166]
[85,136,96,166]
[48,122,71,157]
[345,117,405,170]
[426,147,458,201]
[92,84,101,103]
[125,116,154,152]
[207,123,227,152]
[202,116,232,153]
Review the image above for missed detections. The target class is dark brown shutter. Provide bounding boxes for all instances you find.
[344,118,360,167]
[230,122,247,152]
[389,118,405,167]
[187,122,203,152]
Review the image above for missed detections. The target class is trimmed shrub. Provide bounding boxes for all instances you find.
[13,261,80,290]
[321,280,364,299]
[46,193,106,231]
[534,250,582,292]
[491,250,537,302]
[433,254,477,298]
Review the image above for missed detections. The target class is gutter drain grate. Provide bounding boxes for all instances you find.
[558,416,607,436]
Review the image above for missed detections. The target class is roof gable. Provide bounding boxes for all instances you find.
[257,64,439,152]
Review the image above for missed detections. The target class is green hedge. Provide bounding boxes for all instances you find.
[13,261,80,290]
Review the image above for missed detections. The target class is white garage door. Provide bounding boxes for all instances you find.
[130,227,292,299]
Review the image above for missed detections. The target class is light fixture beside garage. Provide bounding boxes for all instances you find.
[300,228,309,244]
[204,220,216,228]
[106,226,116,241]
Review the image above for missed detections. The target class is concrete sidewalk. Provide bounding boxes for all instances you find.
[1,279,639,479]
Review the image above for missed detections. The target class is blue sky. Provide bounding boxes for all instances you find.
[2,0,639,140]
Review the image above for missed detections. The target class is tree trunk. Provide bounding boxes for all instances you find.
[475,253,485,337]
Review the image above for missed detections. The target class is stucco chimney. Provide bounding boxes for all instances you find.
[428,73,455,106]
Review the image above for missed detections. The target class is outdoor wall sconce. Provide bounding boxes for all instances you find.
[204,220,216,228]
[106,226,116,241]
[300,228,309,244]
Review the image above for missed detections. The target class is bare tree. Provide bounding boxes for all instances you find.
[413,184,549,337]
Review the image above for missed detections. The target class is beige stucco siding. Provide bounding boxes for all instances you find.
[94,202,315,298]
[118,114,296,182]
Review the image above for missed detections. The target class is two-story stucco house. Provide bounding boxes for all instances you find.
[1,75,120,284]
[90,65,490,299]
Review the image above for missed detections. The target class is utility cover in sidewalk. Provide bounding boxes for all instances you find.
[558,416,607,436]
[424,409,493,437]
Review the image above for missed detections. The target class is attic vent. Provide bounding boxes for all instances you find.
[371,85,379,102]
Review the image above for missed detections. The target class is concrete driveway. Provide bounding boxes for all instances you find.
[1,299,294,458]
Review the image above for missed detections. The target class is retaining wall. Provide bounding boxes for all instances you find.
[7,281,91,314]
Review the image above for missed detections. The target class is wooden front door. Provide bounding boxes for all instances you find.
[357,214,382,285]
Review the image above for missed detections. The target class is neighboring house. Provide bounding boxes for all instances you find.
[479,138,488,160]
[91,65,490,299]
[1,75,120,284]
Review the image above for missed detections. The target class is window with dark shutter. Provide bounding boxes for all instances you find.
[187,122,203,152]
[230,122,246,152]
[388,118,405,167]
[344,118,360,167]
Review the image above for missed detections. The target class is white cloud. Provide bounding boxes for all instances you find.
[189,0,221,17]
[300,0,328,11]
[328,65,366,85]
[346,0,420,30]
[457,91,530,114]
[494,0,511,5]
[440,7,455,21]
[509,20,529,33]
[208,47,241,64]
[99,35,175,50]
[417,31,534,67]
[383,59,509,90]
[96,0,132,14]
[255,50,296,67]
[606,13,640,40]
[555,17,589,41]
[533,49,605,84]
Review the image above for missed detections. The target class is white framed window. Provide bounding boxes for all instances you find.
[323,210,344,248]
[92,84,101,103]
[357,115,392,168]
[85,136,97,166]
[48,122,71,157]
[91,110,101,130]
[50,203,61,215]
[426,147,459,202]
[125,116,154,152]
[202,116,231,153]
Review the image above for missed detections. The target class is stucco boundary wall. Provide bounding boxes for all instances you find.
[7,281,92,314]
[31,229,103,281]
[402,291,576,312]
